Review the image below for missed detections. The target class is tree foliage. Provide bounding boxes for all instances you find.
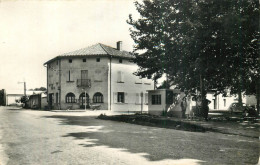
[128,0,259,115]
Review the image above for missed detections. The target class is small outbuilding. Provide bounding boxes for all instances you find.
[147,89,183,116]
[28,92,48,110]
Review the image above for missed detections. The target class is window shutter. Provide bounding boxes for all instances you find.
[113,92,117,103]
[124,92,127,103]
[67,70,70,81]
[70,70,73,81]
[117,71,121,82]
[121,71,124,82]
[95,70,102,81]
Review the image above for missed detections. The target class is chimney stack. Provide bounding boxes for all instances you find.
[116,41,122,51]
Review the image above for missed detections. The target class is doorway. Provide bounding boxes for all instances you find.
[79,92,90,108]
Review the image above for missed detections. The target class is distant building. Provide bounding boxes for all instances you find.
[0,89,6,106]
[44,41,154,111]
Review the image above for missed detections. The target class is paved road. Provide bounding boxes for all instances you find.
[0,106,259,165]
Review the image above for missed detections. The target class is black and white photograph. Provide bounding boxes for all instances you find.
[0,0,259,164]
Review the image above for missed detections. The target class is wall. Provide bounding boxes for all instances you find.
[59,57,109,110]
[110,58,154,112]
[47,60,60,109]
[207,93,246,110]
[47,56,155,111]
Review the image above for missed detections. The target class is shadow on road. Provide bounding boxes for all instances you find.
[44,115,259,165]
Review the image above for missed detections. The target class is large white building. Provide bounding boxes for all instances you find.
[44,41,154,111]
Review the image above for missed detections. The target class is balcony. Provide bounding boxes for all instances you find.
[77,79,91,87]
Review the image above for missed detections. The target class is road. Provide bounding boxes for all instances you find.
[0,106,259,165]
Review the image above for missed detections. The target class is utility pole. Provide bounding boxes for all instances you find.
[141,92,143,114]
[18,81,26,96]
[82,88,86,111]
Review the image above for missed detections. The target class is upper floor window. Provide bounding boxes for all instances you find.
[93,92,103,103]
[67,70,73,82]
[117,71,124,83]
[65,92,76,103]
[69,59,72,63]
[94,69,102,82]
[96,58,100,62]
[83,59,86,62]
[119,59,123,63]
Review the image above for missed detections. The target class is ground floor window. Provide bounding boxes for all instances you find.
[117,92,125,103]
[65,92,76,103]
[93,92,103,103]
[152,95,161,105]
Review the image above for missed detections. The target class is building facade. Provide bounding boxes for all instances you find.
[44,41,154,111]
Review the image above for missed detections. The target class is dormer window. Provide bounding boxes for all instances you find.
[83,59,86,62]
[96,58,100,62]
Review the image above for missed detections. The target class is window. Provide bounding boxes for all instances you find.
[96,58,100,62]
[56,61,58,65]
[67,70,73,82]
[117,71,124,83]
[65,93,76,103]
[117,92,125,103]
[93,92,103,103]
[135,76,142,84]
[119,59,123,63]
[69,59,72,63]
[152,95,161,105]
[223,99,226,107]
[83,58,86,62]
[94,69,102,81]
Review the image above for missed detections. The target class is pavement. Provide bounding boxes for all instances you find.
[0,106,259,165]
[14,107,260,138]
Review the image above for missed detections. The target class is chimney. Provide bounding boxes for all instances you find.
[116,41,122,51]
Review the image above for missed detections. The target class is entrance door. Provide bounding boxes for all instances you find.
[79,93,90,108]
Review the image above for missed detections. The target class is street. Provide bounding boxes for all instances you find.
[0,106,259,165]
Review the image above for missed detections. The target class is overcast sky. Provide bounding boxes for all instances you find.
[0,0,139,93]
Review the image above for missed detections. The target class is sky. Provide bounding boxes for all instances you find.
[0,0,140,94]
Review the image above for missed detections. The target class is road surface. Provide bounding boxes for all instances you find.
[0,106,259,165]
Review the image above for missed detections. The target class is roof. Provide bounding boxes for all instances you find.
[44,43,134,65]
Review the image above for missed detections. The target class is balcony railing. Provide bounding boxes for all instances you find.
[77,79,91,87]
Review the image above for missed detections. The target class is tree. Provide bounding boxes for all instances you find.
[20,96,29,108]
[128,0,259,117]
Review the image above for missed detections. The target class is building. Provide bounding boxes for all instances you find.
[0,89,6,106]
[148,89,182,116]
[44,41,154,111]
[27,92,48,110]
